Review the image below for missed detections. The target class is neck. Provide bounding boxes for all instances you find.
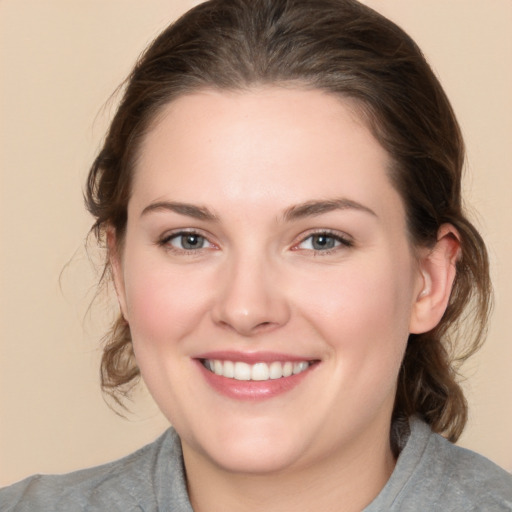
[183,420,396,512]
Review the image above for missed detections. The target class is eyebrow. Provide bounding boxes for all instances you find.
[141,201,219,221]
[283,198,377,221]
[140,197,376,223]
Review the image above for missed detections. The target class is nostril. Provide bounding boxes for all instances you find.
[211,282,291,335]
[253,321,276,333]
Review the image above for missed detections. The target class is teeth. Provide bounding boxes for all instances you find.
[269,361,283,379]
[234,362,251,381]
[283,361,293,377]
[293,362,309,374]
[203,359,311,381]
[251,362,269,381]
[223,360,235,378]
[213,360,223,375]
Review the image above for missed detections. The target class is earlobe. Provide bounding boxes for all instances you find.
[409,224,461,334]
[107,227,129,322]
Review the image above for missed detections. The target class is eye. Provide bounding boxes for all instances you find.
[172,233,207,250]
[295,231,352,252]
[160,231,215,252]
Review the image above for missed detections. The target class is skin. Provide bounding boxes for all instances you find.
[111,88,458,512]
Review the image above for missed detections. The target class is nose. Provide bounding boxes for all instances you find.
[211,253,291,336]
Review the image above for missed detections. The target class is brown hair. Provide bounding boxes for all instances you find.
[86,0,491,443]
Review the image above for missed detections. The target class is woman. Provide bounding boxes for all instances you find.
[1,0,511,510]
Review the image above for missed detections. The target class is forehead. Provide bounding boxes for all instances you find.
[131,87,405,226]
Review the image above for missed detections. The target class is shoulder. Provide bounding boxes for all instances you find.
[421,424,512,510]
[0,428,191,512]
[366,418,512,511]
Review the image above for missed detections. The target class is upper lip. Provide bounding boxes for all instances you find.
[195,350,318,364]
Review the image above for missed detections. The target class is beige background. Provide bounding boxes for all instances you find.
[1,0,511,486]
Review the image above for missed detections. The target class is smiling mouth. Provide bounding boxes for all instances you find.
[201,359,314,381]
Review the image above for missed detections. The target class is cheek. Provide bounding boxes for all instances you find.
[122,255,213,347]
[295,254,415,362]
[121,258,214,415]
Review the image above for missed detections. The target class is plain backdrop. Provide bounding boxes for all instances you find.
[1,0,511,486]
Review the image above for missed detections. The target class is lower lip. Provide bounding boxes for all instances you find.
[196,361,315,401]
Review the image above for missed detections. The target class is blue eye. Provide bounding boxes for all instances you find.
[163,232,211,251]
[297,232,351,251]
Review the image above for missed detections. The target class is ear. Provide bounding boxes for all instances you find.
[107,227,129,322]
[409,224,461,334]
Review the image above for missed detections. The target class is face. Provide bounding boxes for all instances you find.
[113,88,426,475]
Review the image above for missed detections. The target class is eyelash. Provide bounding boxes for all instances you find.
[158,229,353,256]
[158,230,216,254]
[292,230,353,255]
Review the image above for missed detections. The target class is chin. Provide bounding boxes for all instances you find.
[207,438,305,475]
[184,416,311,475]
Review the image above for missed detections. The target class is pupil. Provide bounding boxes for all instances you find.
[313,235,334,250]
[182,234,202,249]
